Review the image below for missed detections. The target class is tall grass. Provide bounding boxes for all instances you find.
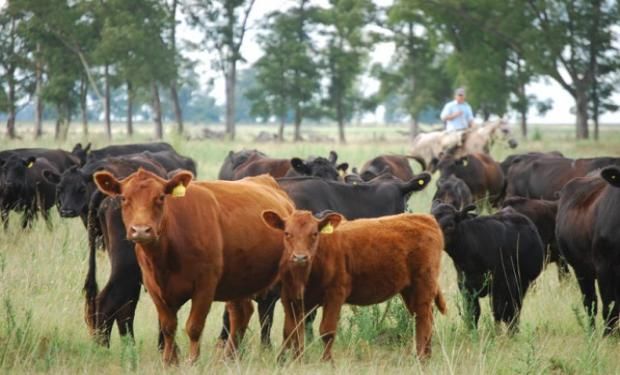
[0,124,619,373]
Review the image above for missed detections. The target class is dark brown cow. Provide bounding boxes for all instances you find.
[436,152,504,207]
[556,166,620,334]
[94,169,294,365]
[232,152,291,179]
[359,155,423,181]
[262,210,446,360]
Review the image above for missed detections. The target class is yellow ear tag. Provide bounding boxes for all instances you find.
[27,161,34,168]
[418,179,425,186]
[612,175,617,180]
[463,160,468,166]
[171,183,186,198]
[320,223,334,234]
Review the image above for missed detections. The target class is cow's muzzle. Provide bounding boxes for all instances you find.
[291,254,309,264]
[128,225,156,242]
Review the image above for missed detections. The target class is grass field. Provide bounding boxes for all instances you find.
[1,123,620,374]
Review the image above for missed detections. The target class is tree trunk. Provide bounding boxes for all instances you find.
[294,104,302,141]
[127,80,133,136]
[80,76,88,136]
[410,116,419,141]
[337,99,346,144]
[152,82,163,140]
[169,0,183,135]
[575,88,589,139]
[61,102,71,141]
[34,43,43,139]
[6,75,16,139]
[104,63,111,140]
[278,113,285,142]
[225,63,237,140]
[520,109,527,138]
[170,83,183,135]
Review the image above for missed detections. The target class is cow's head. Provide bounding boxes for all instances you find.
[2,155,37,196]
[72,142,91,166]
[601,166,620,188]
[290,151,349,181]
[431,203,477,247]
[46,166,89,217]
[432,175,473,211]
[94,168,193,243]
[262,210,343,295]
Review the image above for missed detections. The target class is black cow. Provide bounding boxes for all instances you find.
[284,151,349,180]
[71,142,92,165]
[432,175,473,210]
[556,166,620,334]
[359,154,424,181]
[499,151,563,176]
[85,142,175,162]
[219,172,433,345]
[127,150,197,176]
[432,203,544,331]
[0,155,61,228]
[501,197,569,280]
[435,152,504,207]
[504,156,620,200]
[218,149,266,180]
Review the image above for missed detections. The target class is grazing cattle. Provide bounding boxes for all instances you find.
[504,156,620,200]
[94,170,294,364]
[359,154,423,181]
[501,197,569,280]
[409,130,465,171]
[0,155,61,227]
[435,152,504,207]
[556,166,620,334]
[432,203,544,330]
[432,175,473,210]
[218,149,266,180]
[85,142,175,162]
[262,210,446,360]
[218,172,432,345]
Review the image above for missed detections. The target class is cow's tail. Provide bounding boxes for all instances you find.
[435,289,447,315]
[83,193,103,334]
[405,155,427,172]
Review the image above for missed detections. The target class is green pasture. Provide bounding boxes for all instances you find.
[1,123,619,374]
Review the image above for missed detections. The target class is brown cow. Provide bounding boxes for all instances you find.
[94,169,294,365]
[359,154,422,181]
[262,210,446,361]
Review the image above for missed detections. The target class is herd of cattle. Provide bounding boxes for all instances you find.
[1,129,619,365]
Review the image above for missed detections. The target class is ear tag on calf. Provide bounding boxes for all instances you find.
[418,179,425,186]
[27,161,34,168]
[171,183,186,198]
[321,223,334,234]
[612,174,617,180]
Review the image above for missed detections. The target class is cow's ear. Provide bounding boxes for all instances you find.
[317,212,343,234]
[42,169,61,184]
[328,150,338,164]
[262,210,285,231]
[291,158,311,175]
[336,162,348,173]
[94,171,122,196]
[401,172,431,193]
[84,142,92,153]
[601,166,620,187]
[164,170,193,196]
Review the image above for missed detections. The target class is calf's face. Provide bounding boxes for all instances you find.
[262,210,342,267]
[94,168,193,243]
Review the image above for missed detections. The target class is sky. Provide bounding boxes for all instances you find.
[178,0,620,126]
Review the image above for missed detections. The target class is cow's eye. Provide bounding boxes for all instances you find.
[120,196,126,203]
[157,194,165,203]
[312,232,319,238]
[284,232,291,238]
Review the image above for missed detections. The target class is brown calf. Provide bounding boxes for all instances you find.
[94,169,294,365]
[262,210,446,361]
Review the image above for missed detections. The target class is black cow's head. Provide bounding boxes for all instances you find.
[436,153,469,177]
[432,175,473,210]
[49,166,91,217]
[72,142,91,166]
[2,155,37,197]
[290,151,349,181]
[601,166,620,188]
[431,203,477,247]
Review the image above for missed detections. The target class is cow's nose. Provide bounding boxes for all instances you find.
[59,208,77,217]
[129,225,154,241]
[292,254,309,264]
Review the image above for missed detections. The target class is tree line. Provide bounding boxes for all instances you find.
[0,0,617,142]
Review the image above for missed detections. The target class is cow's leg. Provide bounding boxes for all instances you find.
[185,287,217,364]
[156,306,179,366]
[217,310,231,347]
[458,277,481,329]
[225,299,254,359]
[401,285,435,358]
[319,292,346,362]
[1,208,9,229]
[255,286,280,347]
[597,267,619,336]
[574,268,598,327]
[305,309,317,342]
[491,280,520,333]
[279,298,305,361]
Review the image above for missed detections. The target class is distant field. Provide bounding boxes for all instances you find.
[1,123,619,373]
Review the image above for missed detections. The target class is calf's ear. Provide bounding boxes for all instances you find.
[329,150,338,164]
[318,212,343,234]
[94,171,122,196]
[262,210,285,231]
[601,166,620,187]
[164,170,194,196]
[401,172,432,193]
[291,158,311,175]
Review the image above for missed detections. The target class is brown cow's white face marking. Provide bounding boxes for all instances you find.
[94,168,193,244]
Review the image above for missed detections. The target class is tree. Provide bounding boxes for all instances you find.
[185,0,256,140]
[165,0,184,135]
[315,0,375,143]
